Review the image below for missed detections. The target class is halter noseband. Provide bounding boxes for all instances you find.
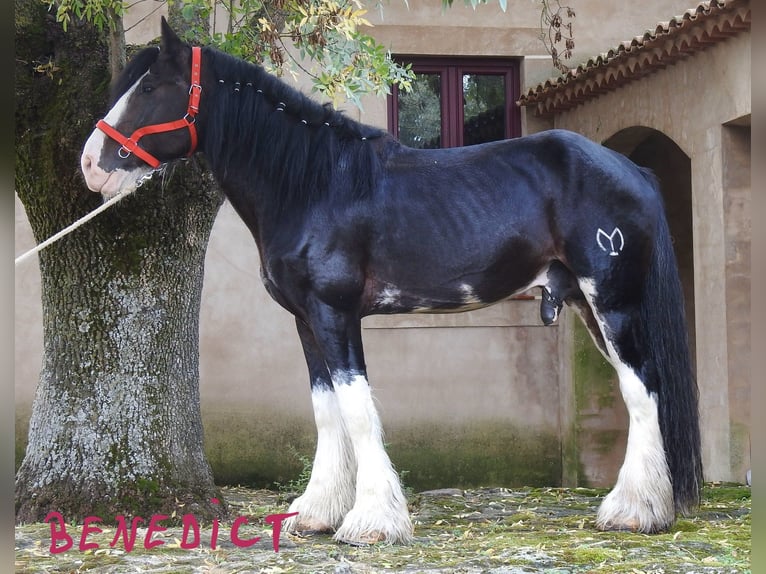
[96,46,202,169]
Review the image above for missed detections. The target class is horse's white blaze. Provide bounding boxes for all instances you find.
[578,278,674,531]
[80,72,154,198]
[332,373,413,544]
[285,387,356,532]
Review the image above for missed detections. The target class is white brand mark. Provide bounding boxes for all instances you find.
[597,227,624,256]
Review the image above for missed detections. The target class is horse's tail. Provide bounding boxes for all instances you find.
[639,170,703,515]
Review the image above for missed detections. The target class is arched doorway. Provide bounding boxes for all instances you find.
[603,127,696,366]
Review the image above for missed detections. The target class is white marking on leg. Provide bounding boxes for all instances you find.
[598,361,674,531]
[285,387,356,532]
[578,278,674,532]
[332,373,413,544]
[577,278,597,301]
[571,278,610,360]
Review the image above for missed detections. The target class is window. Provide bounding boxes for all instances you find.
[388,58,521,148]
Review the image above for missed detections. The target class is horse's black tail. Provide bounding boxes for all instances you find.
[639,173,703,515]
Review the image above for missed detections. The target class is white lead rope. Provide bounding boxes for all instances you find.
[14,190,133,266]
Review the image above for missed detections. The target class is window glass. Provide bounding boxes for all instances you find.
[396,73,442,149]
[462,73,506,146]
[389,58,519,148]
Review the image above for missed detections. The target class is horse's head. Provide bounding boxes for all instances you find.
[81,18,202,197]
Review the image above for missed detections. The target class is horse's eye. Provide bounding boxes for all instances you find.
[142,85,154,94]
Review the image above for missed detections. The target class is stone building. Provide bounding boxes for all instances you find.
[15,0,751,489]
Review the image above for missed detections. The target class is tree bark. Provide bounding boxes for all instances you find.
[15,0,226,523]
[107,11,126,80]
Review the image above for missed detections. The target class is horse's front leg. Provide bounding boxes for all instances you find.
[284,318,357,535]
[309,303,413,545]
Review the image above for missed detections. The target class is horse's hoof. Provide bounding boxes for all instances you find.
[294,528,334,538]
[597,518,640,532]
[596,516,672,533]
[288,517,334,536]
[336,530,386,546]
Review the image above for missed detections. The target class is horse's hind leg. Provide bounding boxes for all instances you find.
[284,319,356,535]
[577,278,675,533]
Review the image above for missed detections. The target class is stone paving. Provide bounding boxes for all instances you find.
[15,484,750,573]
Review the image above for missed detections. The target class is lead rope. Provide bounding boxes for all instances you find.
[14,189,133,266]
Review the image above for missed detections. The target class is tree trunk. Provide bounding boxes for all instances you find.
[15,0,226,523]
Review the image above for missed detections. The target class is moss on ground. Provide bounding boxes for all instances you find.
[15,483,750,573]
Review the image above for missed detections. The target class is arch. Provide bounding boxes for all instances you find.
[603,127,696,370]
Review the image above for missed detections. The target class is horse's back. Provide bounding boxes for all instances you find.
[382,129,658,208]
[376,129,662,255]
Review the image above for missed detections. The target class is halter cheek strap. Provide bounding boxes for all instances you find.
[96,46,202,169]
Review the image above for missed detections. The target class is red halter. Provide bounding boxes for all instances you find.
[96,46,202,169]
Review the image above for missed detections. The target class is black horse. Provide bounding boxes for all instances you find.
[81,19,702,544]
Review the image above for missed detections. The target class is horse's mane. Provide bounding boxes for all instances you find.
[201,47,388,214]
[111,46,160,104]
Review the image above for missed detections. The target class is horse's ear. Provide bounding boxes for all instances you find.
[160,16,183,54]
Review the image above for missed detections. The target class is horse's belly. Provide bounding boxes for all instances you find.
[364,265,550,316]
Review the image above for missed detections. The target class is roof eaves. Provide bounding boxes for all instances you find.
[518,0,751,117]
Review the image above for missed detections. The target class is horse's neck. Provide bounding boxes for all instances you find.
[200,53,386,235]
[220,173,298,247]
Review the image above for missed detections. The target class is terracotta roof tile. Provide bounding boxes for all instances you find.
[518,0,751,117]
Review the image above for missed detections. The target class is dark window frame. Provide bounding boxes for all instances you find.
[388,56,522,148]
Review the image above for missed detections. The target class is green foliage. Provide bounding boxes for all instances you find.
[44,0,123,31]
[182,0,412,105]
[309,30,414,104]
[169,0,414,105]
[45,0,573,103]
[274,446,313,499]
[44,0,414,104]
[45,0,564,106]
